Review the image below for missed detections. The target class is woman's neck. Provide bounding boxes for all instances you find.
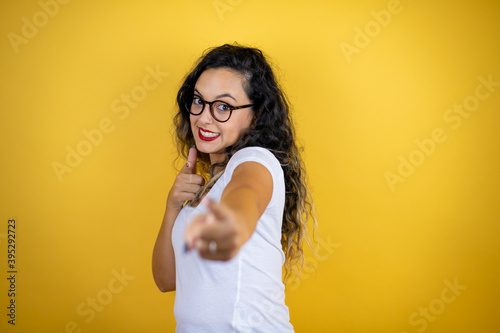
[209,152,226,165]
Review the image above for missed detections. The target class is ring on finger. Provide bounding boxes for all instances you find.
[208,240,217,254]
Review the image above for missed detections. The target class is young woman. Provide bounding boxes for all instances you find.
[152,44,316,332]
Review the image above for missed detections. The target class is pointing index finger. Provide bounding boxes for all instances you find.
[205,199,230,222]
[181,146,198,174]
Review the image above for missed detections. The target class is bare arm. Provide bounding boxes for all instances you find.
[152,148,204,292]
[152,206,180,292]
[185,161,273,260]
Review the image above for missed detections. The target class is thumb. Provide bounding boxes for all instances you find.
[180,146,197,174]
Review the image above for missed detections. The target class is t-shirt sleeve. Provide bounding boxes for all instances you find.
[224,147,284,204]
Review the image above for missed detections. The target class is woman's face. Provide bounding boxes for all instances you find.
[190,67,254,164]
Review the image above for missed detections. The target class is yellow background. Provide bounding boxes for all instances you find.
[1,0,499,332]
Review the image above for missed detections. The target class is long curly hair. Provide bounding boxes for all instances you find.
[173,43,317,283]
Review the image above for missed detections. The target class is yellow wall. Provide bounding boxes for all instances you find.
[1,0,499,332]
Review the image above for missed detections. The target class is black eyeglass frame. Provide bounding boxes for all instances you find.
[182,92,253,123]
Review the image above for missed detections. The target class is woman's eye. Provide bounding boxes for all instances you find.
[193,97,203,105]
[217,103,231,112]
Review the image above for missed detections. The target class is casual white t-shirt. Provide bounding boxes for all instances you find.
[171,147,294,333]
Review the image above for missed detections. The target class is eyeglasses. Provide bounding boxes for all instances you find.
[182,93,253,123]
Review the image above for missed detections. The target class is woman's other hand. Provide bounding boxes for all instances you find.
[166,147,205,210]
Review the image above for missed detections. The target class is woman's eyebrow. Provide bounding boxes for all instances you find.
[194,88,203,97]
[194,88,237,102]
[215,93,237,102]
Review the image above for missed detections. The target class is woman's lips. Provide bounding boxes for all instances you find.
[198,128,221,141]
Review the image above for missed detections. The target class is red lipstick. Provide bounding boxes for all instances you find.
[198,128,220,141]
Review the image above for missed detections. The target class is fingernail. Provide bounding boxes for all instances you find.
[190,145,196,148]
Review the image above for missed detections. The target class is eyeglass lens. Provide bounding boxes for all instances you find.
[186,94,232,122]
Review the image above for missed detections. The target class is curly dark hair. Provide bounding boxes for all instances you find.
[173,43,317,283]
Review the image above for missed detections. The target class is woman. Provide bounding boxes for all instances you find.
[152,44,316,332]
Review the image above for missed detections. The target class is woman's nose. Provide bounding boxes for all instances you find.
[198,104,213,123]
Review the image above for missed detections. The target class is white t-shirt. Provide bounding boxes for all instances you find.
[171,147,294,333]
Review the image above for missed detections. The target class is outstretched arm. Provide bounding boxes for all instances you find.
[185,161,273,260]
